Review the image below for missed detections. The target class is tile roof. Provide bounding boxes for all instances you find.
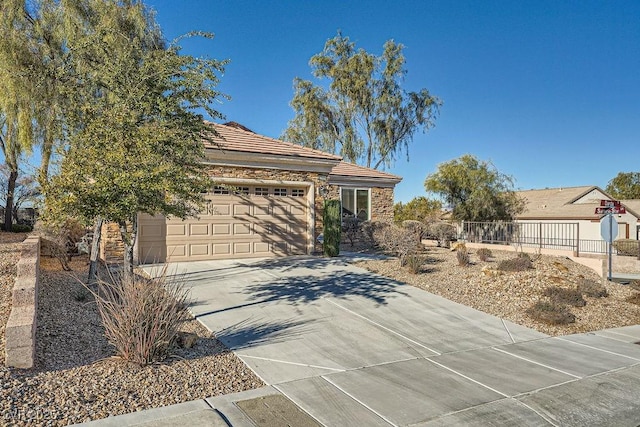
[621,200,640,218]
[329,161,402,182]
[516,186,603,219]
[204,122,342,161]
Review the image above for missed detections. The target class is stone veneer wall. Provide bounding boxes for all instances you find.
[100,222,124,262]
[5,236,40,369]
[370,187,395,223]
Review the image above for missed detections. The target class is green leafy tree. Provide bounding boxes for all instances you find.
[0,0,67,229]
[282,32,441,169]
[424,155,524,222]
[394,196,442,224]
[43,0,227,275]
[606,172,640,200]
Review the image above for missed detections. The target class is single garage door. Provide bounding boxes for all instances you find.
[138,184,309,263]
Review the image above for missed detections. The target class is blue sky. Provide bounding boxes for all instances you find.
[16,0,640,204]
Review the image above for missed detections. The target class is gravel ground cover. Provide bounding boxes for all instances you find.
[355,246,640,336]
[0,232,263,426]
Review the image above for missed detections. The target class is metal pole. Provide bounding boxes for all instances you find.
[608,211,613,281]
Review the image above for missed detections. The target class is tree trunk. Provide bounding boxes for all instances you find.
[119,216,137,278]
[88,218,103,283]
[4,169,17,231]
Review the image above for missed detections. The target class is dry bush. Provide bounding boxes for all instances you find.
[402,220,428,245]
[428,222,456,248]
[373,223,419,265]
[613,239,640,257]
[577,278,608,298]
[543,286,586,307]
[32,220,77,270]
[497,256,532,272]
[341,216,362,248]
[361,221,389,246]
[476,248,492,262]
[90,269,190,366]
[527,301,576,325]
[456,246,470,267]
[405,254,424,274]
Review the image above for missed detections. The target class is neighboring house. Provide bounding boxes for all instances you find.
[515,186,640,248]
[120,122,401,264]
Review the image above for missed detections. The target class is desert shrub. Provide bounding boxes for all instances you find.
[323,200,341,257]
[32,221,74,270]
[91,270,190,366]
[374,223,419,265]
[361,220,389,246]
[10,224,33,232]
[456,246,470,267]
[402,220,428,245]
[497,256,532,272]
[517,251,531,260]
[405,254,424,274]
[428,222,456,248]
[341,216,361,248]
[577,278,608,298]
[626,293,640,305]
[476,247,492,262]
[613,239,640,257]
[527,301,576,325]
[543,286,586,307]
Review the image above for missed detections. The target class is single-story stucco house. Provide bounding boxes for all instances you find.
[515,186,640,250]
[101,122,401,264]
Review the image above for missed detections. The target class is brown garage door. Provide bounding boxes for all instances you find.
[138,185,308,263]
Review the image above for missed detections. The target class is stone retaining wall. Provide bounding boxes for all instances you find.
[4,236,40,369]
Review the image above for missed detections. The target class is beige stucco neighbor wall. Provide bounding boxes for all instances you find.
[5,236,40,369]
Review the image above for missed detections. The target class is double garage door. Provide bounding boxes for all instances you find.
[138,184,309,263]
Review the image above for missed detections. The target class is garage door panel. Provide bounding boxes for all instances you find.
[234,242,251,254]
[254,204,271,217]
[254,242,270,254]
[167,224,186,236]
[233,223,251,235]
[213,243,231,255]
[212,224,230,235]
[189,224,209,236]
[189,244,210,256]
[167,245,186,258]
[233,204,251,215]
[209,204,230,216]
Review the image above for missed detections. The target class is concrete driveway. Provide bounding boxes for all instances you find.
[143,255,640,426]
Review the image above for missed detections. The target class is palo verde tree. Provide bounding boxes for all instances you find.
[606,172,640,200]
[282,32,441,169]
[424,154,524,222]
[43,0,228,275]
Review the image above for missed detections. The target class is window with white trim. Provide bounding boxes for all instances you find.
[274,188,288,196]
[340,188,370,220]
[291,189,305,197]
[254,187,269,196]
